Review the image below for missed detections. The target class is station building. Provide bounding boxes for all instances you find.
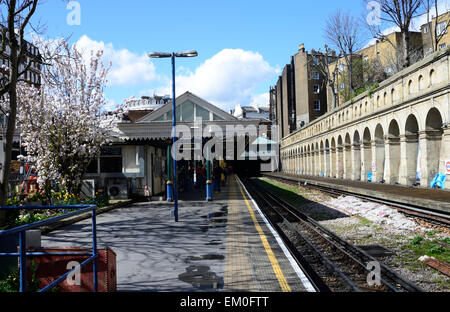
[88,92,277,199]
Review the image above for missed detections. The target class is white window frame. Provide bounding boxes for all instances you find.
[437,21,448,36]
[312,72,320,80]
[313,85,320,94]
[314,100,321,111]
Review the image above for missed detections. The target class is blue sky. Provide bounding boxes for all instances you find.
[28,0,447,111]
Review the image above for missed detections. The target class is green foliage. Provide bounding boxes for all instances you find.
[13,213,49,227]
[367,83,379,97]
[94,192,109,208]
[5,195,22,227]
[407,237,450,264]
[412,236,424,245]
[429,244,445,255]
[0,261,40,292]
[353,87,367,98]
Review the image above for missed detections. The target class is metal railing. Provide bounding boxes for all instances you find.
[0,205,98,292]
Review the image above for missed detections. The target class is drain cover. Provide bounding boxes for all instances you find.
[357,245,394,257]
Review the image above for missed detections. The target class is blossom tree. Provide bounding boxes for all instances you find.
[14,40,111,196]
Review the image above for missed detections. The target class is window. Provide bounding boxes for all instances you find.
[87,158,99,174]
[312,57,319,65]
[196,105,210,121]
[339,82,345,90]
[312,72,320,80]
[364,56,369,63]
[418,75,424,90]
[439,43,447,50]
[314,100,321,111]
[181,101,194,122]
[313,85,320,94]
[437,21,448,36]
[100,148,122,173]
[423,25,429,34]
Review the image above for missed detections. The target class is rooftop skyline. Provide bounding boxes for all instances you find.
[27,0,450,111]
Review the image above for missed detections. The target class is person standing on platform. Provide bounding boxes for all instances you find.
[222,165,229,186]
[213,163,222,194]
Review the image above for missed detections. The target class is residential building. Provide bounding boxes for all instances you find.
[294,44,330,128]
[271,44,333,140]
[0,30,42,181]
[327,30,423,108]
[421,10,450,56]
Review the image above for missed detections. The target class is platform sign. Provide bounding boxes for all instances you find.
[446,160,450,175]
[372,161,376,173]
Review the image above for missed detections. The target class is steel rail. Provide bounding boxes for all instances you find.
[258,176,423,292]
[263,173,450,226]
[243,177,364,292]
[247,177,424,292]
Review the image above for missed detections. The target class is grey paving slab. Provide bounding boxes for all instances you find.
[42,201,228,292]
[41,175,312,292]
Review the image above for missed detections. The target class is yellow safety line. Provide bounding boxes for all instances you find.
[235,177,291,292]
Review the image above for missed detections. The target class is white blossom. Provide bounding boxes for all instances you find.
[1,40,111,193]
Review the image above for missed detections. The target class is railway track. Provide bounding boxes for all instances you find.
[262,173,450,227]
[240,176,424,292]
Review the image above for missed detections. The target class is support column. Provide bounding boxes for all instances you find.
[398,135,409,185]
[319,150,324,176]
[167,144,173,202]
[361,143,372,182]
[343,144,352,180]
[420,130,444,187]
[312,151,317,176]
[330,148,337,178]
[337,146,344,179]
[385,138,400,184]
[440,127,450,190]
[351,143,361,181]
[371,140,385,183]
[325,148,331,177]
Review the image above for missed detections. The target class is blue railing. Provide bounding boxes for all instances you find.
[0,205,98,292]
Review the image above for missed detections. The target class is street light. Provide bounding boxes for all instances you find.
[149,50,198,222]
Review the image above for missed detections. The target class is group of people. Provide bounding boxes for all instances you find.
[192,162,232,194]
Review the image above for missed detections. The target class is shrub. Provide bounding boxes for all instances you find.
[412,236,423,245]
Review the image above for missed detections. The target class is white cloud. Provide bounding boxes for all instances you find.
[75,35,157,86]
[250,93,270,108]
[155,49,278,111]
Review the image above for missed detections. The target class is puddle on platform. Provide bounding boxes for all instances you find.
[186,254,225,261]
[205,240,223,246]
[201,207,229,224]
[178,266,224,290]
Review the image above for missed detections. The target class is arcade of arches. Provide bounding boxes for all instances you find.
[280,50,450,190]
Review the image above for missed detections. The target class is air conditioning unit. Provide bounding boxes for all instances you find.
[107,179,129,200]
[81,180,96,199]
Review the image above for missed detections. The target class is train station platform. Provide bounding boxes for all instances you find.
[264,172,450,214]
[41,175,315,292]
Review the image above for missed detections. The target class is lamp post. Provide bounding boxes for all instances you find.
[149,51,198,222]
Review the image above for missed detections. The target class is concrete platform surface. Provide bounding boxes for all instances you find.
[41,175,313,292]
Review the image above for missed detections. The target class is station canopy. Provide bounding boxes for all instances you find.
[116,92,261,141]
